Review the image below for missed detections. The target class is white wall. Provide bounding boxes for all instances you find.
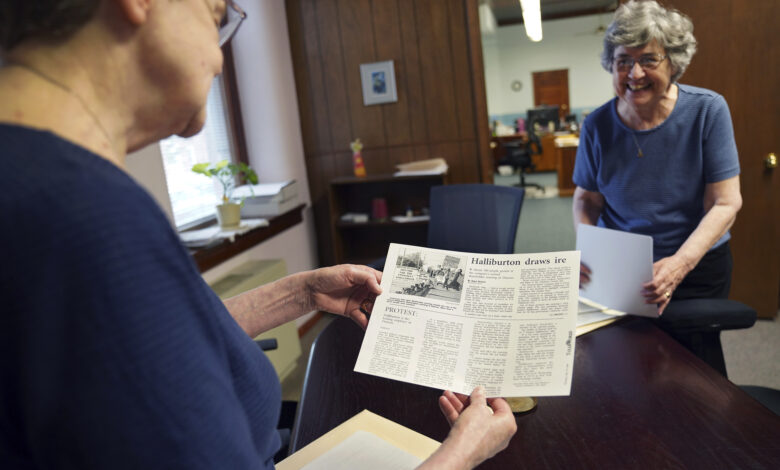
[125,1,320,326]
[125,143,174,224]
[481,13,615,118]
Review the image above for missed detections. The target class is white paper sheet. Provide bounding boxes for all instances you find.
[576,224,657,317]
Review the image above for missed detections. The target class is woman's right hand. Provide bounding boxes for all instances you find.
[579,262,592,288]
[418,386,517,469]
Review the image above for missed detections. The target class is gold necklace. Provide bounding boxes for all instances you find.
[8,62,115,153]
[631,132,644,158]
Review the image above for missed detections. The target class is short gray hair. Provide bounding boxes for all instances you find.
[600,0,697,83]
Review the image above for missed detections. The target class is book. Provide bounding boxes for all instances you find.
[276,410,440,470]
[239,196,299,218]
[233,180,298,203]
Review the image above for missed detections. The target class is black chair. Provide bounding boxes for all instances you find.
[655,298,757,377]
[499,134,544,193]
[255,339,298,463]
[648,300,780,416]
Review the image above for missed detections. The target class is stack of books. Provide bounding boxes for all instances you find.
[233,180,299,218]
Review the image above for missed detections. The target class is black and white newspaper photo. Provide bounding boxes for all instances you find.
[354,243,580,398]
[389,247,467,303]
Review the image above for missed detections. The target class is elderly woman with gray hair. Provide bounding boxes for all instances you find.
[0,0,516,468]
[572,0,742,315]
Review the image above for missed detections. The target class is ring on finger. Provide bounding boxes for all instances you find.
[664,291,671,299]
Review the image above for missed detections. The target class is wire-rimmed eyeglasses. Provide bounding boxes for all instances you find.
[613,53,668,72]
[219,0,247,47]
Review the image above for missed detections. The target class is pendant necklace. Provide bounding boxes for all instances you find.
[7,61,115,154]
[631,132,644,158]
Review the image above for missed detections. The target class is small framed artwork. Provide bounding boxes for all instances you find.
[359,60,398,106]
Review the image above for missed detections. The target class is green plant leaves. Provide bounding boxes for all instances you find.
[190,159,259,202]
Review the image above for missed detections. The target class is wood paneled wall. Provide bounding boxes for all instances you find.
[285,0,491,265]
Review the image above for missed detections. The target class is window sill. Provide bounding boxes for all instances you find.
[189,204,306,272]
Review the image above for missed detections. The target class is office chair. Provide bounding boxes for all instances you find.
[427,184,525,254]
[499,134,544,194]
[367,184,525,270]
[655,299,780,416]
[655,298,756,377]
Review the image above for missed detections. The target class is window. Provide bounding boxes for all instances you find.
[160,48,248,229]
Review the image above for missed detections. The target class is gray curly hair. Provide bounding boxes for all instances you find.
[600,0,697,83]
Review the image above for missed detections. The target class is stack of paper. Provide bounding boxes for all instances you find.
[276,410,439,470]
[576,298,625,337]
[179,219,269,247]
[394,158,448,177]
[233,180,299,218]
[554,135,580,147]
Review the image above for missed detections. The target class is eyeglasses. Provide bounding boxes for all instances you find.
[613,53,667,72]
[218,0,247,47]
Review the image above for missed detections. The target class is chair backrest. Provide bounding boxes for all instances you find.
[427,184,525,254]
[503,136,542,172]
[526,132,542,155]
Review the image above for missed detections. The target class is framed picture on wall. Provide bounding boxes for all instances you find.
[359,60,398,106]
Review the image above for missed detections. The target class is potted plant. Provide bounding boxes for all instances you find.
[192,160,258,228]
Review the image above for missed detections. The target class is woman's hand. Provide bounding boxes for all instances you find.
[420,386,516,469]
[579,262,592,288]
[306,265,382,329]
[642,255,692,315]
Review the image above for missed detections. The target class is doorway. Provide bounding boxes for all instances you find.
[532,69,570,120]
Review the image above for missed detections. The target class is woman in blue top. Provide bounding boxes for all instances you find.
[572,0,742,315]
[0,1,515,468]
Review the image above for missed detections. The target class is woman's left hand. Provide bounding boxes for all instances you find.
[307,265,382,329]
[642,255,691,315]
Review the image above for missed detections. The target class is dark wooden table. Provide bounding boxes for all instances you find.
[291,317,780,469]
[190,204,305,272]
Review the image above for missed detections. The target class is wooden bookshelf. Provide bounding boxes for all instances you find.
[328,174,446,264]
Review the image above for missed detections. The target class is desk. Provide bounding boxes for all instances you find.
[554,136,578,197]
[291,317,780,468]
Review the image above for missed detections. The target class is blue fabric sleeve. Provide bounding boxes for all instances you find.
[702,95,740,183]
[1,128,280,468]
[12,202,275,469]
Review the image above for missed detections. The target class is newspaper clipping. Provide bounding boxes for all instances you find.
[354,243,580,397]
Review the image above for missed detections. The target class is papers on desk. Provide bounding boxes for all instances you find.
[575,299,625,336]
[178,219,269,247]
[276,410,439,470]
[355,243,580,398]
[554,134,580,147]
[393,158,448,177]
[391,214,430,223]
[576,224,657,317]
